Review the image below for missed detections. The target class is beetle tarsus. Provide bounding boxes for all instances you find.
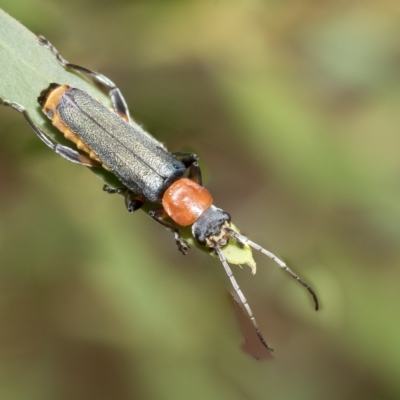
[174,232,189,255]
[103,184,125,194]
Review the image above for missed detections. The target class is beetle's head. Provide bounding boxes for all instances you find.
[191,205,231,248]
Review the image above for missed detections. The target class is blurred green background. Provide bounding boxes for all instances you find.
[1,1,400,399]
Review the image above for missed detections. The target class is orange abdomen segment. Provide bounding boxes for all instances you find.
[162,178,213,226]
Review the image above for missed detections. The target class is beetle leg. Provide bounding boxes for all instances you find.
[0,99,99,167]
[149,208,189,255]
[37,35,130,124]
[103,184,127,195]
[187,162,202,186]
[124,192,145,212]
[103,185,145,212]
[172,152,198,167]
[172,152,202,185]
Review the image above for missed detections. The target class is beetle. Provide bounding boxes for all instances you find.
[0,35,318,352]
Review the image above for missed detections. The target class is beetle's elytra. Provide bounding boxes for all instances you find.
[39,83,187,203]
[0,35,319,352]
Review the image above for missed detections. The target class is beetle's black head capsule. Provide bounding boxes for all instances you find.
[192,206,231,247]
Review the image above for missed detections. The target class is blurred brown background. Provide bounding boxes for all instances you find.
[1,1,400,399]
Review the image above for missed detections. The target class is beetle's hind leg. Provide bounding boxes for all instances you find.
[0,98,99,167]
[103,185,145,213]
[38,35,130,124]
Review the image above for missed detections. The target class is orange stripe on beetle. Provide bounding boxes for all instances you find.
[162,178,213,226]
[39,83,105,167]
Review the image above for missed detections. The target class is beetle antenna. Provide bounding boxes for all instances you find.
[226,229,319,311]
[214,244,274,352]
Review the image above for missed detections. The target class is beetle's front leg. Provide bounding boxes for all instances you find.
[148,208,189,255]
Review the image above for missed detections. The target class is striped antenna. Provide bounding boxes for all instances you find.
[214,246,273,352]
[226,228,319,311]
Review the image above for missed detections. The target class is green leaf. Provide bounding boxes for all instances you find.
[0,8,256,270]
[0,10,109,129]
